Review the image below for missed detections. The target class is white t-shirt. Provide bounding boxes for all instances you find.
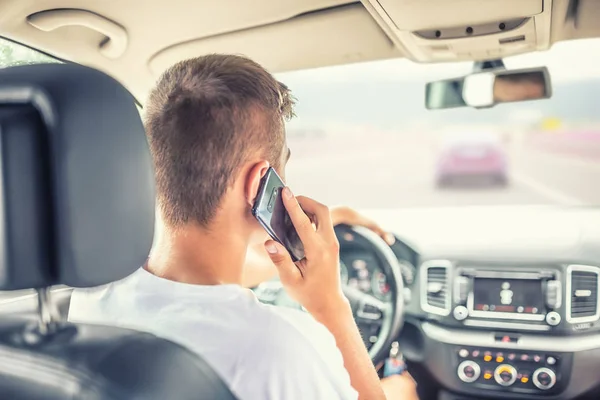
[68,268,358,400]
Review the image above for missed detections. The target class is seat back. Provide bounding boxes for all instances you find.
[0,63,236,399]
[0,315,236,400]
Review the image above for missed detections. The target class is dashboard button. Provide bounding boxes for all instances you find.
[453,306,469,321]
[546,311,561,326]
[471,349,481,358]
[533,368,556,390]
[458,360,481,383]
[547,356,557,365]
[458,348,469,358]
[494,364,517,386]
[483,351,493,362]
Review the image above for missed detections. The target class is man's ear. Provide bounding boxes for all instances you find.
[245,160,270,206]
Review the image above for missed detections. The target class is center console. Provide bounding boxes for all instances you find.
[454,344,568,394]
[417,260,600,399]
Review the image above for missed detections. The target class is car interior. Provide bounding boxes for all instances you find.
[1,0,600,399]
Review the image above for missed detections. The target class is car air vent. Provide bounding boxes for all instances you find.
[567,266,600,323]
[421,261,451,315]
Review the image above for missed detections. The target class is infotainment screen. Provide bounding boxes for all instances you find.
[472,278,544,314]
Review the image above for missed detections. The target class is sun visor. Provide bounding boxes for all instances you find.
[148,4,400,78]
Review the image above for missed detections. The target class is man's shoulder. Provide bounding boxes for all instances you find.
[68,285,112,319]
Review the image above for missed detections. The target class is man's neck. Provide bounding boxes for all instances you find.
[147,217,249,286]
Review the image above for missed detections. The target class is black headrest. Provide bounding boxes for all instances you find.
[0,63,155,290]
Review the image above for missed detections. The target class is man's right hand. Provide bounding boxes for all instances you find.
[264,187,347,318]
[265,188,388,400]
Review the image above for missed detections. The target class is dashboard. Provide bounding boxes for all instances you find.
[413,260,599,399]
[256,206,600,400]
[384,206,600,400]
[340,251,415,302]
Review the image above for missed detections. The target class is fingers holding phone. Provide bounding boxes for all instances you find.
[264,187,346,317]
[282,189,336,248]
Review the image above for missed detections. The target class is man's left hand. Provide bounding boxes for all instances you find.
[330,206,395,245]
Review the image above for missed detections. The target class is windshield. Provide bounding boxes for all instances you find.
[277,38,600,209]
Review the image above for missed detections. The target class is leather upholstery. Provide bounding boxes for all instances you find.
[0,315,236,400]
[0,63,154,290]
[0,63,237,399]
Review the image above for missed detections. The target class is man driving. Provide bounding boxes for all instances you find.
[69,54,418,400]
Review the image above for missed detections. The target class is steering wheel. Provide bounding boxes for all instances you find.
[335,224,405,366]
[254,224,405,366]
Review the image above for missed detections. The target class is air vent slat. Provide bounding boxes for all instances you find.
[425,265,450,315]
[569,267,599,322]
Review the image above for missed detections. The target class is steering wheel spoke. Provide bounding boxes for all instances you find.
[343,285,389,323]
[343,287,394,348]
[356,295,388,323]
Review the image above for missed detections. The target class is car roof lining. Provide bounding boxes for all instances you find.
[0,0,598,102]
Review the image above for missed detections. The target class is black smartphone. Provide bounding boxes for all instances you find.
[252,167,305,262]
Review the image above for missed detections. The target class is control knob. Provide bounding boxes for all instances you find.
[453,305,469,321]
[457,360,480,383]
[546,311,561,326]
[533,368,556,390]
[494,364,517,386]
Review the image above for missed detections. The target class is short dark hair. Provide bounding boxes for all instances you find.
[144,54,295,226]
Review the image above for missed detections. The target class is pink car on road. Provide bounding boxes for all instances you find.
[435,132,508,187]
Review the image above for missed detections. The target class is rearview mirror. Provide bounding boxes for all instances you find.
[425,67,552,110]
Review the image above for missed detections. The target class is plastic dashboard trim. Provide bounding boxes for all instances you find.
[421,322,600,352]
[565,264,600,324]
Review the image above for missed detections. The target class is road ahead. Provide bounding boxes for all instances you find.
[286,133,600,209]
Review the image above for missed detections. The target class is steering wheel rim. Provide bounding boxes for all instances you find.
[335,225,405,366]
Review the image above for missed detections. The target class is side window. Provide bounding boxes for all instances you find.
[0,37,60,68]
